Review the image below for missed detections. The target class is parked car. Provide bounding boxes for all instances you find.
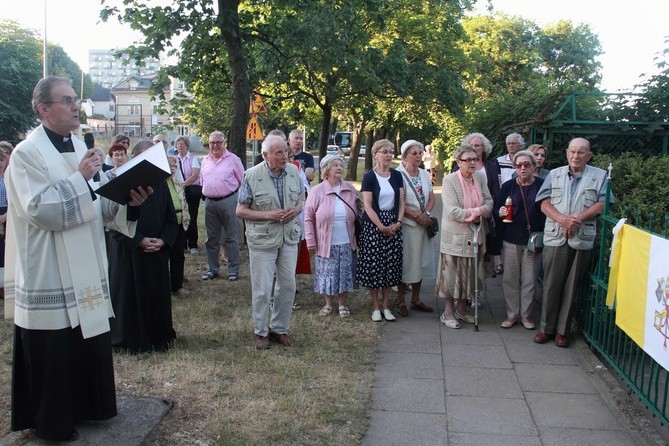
[327,145,343,156]
[333,131,352,155]
[358,145,366,156]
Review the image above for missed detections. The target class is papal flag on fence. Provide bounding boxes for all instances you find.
[607,224,669,371]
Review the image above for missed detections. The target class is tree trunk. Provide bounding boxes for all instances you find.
[219,0,250,163]
[317,100,332,182]
[364,129,374,171]
[345,118,366,181]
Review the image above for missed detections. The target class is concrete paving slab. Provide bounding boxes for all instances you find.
[372,375,445,413]
[538,426,637,446]
[375,351,444,380]
[443,366,523,398]
[0,395,172,446]
[445,395,538,436]
[362,411,448,446]
[525,391,626,430]
[503,339,579,365]
[515,363,598,394]
[447,432,541,446]
[379,320,442,354]
[441,343,512,369]
[439,325,505,347]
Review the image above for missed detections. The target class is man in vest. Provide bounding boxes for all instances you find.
[236,134,304,349]
[533,137,610,347]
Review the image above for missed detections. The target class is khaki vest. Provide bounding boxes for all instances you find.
[244,163,302,249]
[544,165,607,250]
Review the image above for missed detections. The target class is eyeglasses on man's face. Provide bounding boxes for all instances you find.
[459,157,479,163]
[45,96,81,107]
[515,161,533,168]
[209,141,224,146]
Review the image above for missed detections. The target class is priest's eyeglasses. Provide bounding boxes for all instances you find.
[45,96,81,107]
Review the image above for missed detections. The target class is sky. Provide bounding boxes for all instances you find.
[1,0,667,92]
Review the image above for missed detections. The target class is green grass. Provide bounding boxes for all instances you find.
[0,213,381,445]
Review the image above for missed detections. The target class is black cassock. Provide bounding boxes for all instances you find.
[109,181,179,353]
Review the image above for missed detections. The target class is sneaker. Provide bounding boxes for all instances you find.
[383,309,396,321]
[190,248,199,254]
[201,271,219,280]
[371,309,382,322]
[228,273,238,282]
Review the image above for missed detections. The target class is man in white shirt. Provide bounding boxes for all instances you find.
[497,132,525,185]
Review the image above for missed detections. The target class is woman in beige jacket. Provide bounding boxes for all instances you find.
[436,143,493,328]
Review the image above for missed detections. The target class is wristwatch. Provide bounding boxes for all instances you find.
[426,211,431,216]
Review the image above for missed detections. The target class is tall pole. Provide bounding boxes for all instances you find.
[43,0,47,77]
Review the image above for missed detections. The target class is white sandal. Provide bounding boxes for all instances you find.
[319,305,333,317]
[338,306,351,318]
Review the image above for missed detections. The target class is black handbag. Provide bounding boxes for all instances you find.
[426,217,439,238]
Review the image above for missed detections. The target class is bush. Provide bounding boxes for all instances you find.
[592,153,669,231]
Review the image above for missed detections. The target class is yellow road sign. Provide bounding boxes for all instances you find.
[249,94,268,114]
[246,115,265,141]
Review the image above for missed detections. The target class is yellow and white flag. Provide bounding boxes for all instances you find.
[608,224,669,371]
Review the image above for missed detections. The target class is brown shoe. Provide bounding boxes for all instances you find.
[554,333,570,348]
[398,304,409,317]
[533,331,553,344]
[269,331,294,347]
[255,335,270,350]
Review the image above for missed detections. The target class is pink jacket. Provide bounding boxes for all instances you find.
[304,180,360,258]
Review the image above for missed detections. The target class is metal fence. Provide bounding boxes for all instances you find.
[529,93,669,167]
[573,177,669,427]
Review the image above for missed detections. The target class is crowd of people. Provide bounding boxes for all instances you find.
[2,75,611,441]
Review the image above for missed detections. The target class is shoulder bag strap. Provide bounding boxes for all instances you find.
[400,170,426,213]
[518,182,532,238]
[334,192,359,220]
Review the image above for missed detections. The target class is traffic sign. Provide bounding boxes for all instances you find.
[249,94,268,114]
[246,115,265,141]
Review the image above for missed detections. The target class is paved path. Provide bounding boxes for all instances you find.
[362,188,669,446]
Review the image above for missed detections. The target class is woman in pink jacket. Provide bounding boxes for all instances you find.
[304,155,361,318]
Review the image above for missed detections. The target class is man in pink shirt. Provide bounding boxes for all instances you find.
[200,131,245,281]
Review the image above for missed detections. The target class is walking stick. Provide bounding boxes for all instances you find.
[470,222,482,332]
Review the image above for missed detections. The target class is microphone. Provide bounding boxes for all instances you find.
[84,132,95,149]
[84,133,100,182]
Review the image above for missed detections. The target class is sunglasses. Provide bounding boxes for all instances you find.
[515,161,533,168]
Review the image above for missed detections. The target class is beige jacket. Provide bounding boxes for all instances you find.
[439,171,493,258]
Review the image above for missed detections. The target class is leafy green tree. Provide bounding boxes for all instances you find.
[101,0,250,159]
[633,38,669,121]
[0,20,42,140]
[48,44,93,100]
[455,14,603,159]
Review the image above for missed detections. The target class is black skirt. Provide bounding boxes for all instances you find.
[11,324,117,441]
[357,209,403,289]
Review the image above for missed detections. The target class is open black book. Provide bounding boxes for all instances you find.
[95,142,171,204]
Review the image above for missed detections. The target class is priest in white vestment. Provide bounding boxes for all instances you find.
[4,76,150,441]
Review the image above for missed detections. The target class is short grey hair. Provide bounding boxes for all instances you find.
[506,132,525,147]
[512,150,536,164]
[261,134,286,154]
[453,143,476,161]
[209,131,226,141]
[462,133,493,157]
[32,76,71,116]
[175,135,190,147]
[288,129,303,140]
[268,129,287,141]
